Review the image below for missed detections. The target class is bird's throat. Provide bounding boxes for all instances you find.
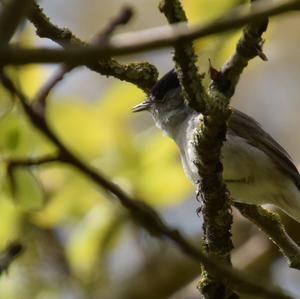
[154,108,190,138]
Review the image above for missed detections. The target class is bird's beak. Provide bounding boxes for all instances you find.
[132,98,152,113]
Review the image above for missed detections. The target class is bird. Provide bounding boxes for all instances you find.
[132,69,300,222]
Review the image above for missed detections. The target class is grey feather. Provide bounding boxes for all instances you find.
[229,109,300,190]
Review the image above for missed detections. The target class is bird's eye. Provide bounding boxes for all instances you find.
[155,94,165,103]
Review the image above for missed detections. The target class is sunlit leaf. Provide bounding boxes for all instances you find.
[0,109,52,157]
[0,195,21,248]
[0,91,14,119]
[66,203,121,277]
[183,0,236,23]
[135,132,192,205]
[182,0,243,69]
[10,168,44,210]
[32,169,106,227]
[10,25,47,99]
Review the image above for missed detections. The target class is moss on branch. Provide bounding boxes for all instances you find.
[28,2,158,92]
[159,1,235,298]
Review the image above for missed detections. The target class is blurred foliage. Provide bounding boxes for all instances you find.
[0,0,273,298]
[183,0,245,75]
[0,37,194,299]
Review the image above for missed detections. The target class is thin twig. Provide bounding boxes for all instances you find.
[6,154,60,168]
[211,0,269,97]
[33,5,134,115]
[33,65,70,114]
[27,2,157,93]
[0,0,299,65]
[0,241,24,275]
[0,0,33,45]
[5,154,60,196]
[0,72,292,299]
[91,5,133,43]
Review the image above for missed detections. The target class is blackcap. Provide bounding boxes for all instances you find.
[133,69,300,222]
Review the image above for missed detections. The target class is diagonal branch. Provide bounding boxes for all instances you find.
[33,5,134,115]
[27,2,157,92]
[0,72,293,299]
[234,203,300,269]
[211,0,268,98]
[33,64,70,115]
[8,154,300,272]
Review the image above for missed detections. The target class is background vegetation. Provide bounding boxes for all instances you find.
[1,0,300,298]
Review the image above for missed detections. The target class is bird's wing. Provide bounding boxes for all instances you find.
[228,109,300,190]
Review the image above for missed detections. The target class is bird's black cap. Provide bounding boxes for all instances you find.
[132,69,180,112]
[150,69,180,100]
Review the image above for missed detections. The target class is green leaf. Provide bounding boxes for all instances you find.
[11,168,44,210]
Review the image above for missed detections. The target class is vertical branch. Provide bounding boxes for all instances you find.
[194,108,234,299]
[197,0,269,296]
[159,1,235,298]
[158,0,207,113]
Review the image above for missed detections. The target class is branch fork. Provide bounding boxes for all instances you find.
[0,0,300,298]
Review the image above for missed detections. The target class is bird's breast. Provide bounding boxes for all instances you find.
[179,128,289,205]
[182,132,274,181]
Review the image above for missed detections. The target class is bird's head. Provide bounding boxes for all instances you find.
[132,69,191,136]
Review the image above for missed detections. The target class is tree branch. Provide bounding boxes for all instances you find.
[234,203,300,269]
[159,0,207,113]
[160,1,235,298]
[211,0,300,271]
[0,1,299,297]
[91,5,133,43]
[8,157,300,273]
[0,0,33,45]
[0,72,293,299]
[211,0,268,98]
[0,0,299,66]
[33,5,134,115]
[0,241,24,275]
[33,65,70,115]
[27,2,157,92]
[6,154,59,167]
[106,230,278,299]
